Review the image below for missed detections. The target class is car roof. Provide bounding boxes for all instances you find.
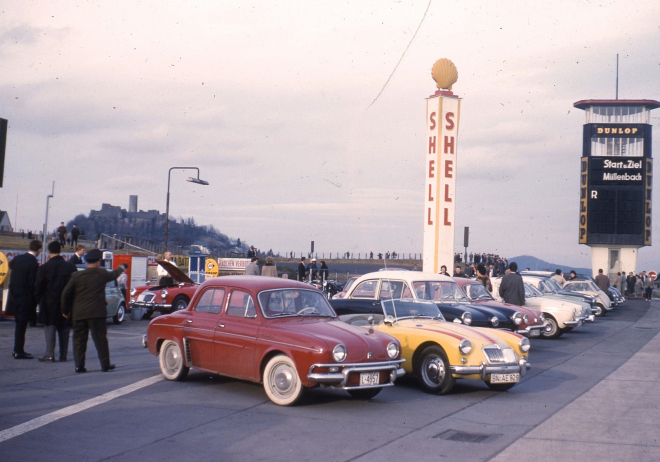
[198,275,316,292]
[353,271,454,285]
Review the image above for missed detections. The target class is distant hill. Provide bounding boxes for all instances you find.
[66,202,244,255]
[509,255,591,275]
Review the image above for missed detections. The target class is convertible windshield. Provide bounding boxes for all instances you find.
[381,298,444,321]
[259,289,336,318]
[538,280,556,294]
[545,279,562,291]
[412,281,470,303]
[463,283,494,301]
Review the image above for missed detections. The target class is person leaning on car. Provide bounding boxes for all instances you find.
[499,262,525,306]
[551,269,565,288]
[595,269,610,293]
[61,249,125,373]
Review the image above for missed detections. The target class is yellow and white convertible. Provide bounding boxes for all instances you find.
[340,298,530,394]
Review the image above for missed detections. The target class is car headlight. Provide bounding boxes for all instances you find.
[130,288,136,296]
[523,314,529,324]
[332,344,347,362]
[386,342,399,359]
[519,337,531,353]
[161,289,168,299]
[491,316,499,327]
[511,312,523,325]
[459,339,472,355]
[461,312,472,326]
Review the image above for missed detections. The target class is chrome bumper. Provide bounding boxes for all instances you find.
[307,359,405,389]
[516,322,547,336]
[130,301,173,311]
[564,316,586,327]
[450,359,530,380]
[142,334,147,348]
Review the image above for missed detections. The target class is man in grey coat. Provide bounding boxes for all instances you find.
[61,249,124,373]
[245,257,260,276]
[499,262,525,306]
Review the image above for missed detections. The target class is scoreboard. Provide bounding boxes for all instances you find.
[579,124,653,246]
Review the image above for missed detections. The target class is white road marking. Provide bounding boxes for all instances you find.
[0,374,163,443]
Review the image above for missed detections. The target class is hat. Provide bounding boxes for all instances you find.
[85,249,103,263]
[311,258,316,262]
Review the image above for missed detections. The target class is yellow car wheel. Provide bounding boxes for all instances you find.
[415,345,455,394]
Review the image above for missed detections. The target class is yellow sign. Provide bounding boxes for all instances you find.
[205,258,219,277]
[157,253,189,269]
[0,251,7,285]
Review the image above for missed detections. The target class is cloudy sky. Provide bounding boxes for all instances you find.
[1,0,659,269]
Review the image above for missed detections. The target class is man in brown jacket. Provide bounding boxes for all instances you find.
[61,249,124,373]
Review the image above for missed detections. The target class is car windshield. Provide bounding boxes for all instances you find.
[524,283,543,298]
[463,283,494,301]
[381,298,444,321]
[538,280,556,294]
[258,289,336,318]
[343,277,357,293]
[545,279,562,291]
[412,281,470,303]
[587,281,600,292]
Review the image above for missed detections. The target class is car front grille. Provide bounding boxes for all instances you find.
[483,346,516,364]
[138,293,155,302]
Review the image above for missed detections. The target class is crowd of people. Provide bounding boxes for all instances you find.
[612,271,655,301]
[5,240,125,373]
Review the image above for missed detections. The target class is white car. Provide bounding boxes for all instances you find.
[521,275,595,322]
[491,278,587,339]
[562,280,612,316]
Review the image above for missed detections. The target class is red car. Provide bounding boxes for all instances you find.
[143,276,405,405]
[454,277,548,338]
[130,260,198,319]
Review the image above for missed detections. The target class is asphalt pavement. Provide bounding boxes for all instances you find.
[0,299,659,461]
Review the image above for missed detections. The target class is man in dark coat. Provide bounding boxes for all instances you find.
[298,257,306,281]
[594,269,610,293]
[70,245,86,266]
[61,249,124,373]
[499,261,525,306]
[57,222,67,247]
[6,240,43,359]
[35,241,77,362]
[71,225,80,247]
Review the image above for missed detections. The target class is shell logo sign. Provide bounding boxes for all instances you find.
[0,251,7,285]
[205,258,219,277]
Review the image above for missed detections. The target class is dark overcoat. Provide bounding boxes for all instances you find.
[35,256,77,325]
[61,267,123,322]
[5,253,39,317]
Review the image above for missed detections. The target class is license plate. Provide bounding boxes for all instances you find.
[490,373,520,384]
[359,372,380,386]
[529,329,540,337]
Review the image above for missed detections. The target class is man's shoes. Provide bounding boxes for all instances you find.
[60,356,67,362]
[38,355,56,362]
[75,366,87,373]
[13,351,34,359]
[101,364,116,372]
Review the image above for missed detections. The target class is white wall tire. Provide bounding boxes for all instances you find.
[263,355,306,406]
[159,340,189,381]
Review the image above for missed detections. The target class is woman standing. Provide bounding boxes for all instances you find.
[261,257,278,277]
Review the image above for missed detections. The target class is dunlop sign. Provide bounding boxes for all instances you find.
[579,158,589,244]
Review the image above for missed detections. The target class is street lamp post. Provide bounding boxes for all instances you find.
[164,167,209,252]
[42,181,54,262]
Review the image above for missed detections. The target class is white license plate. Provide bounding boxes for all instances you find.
[490,373,520,384]
[529,329,540,337]
[359,372,380,386]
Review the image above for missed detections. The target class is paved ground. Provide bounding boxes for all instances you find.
[0,299,658,461]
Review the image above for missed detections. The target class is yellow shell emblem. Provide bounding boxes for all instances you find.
[431,58,458,91]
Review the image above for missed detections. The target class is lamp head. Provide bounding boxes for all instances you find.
[187,177,209,185]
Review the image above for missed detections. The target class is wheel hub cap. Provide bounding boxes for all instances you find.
[426,357,445,384]
[274,367,294,393]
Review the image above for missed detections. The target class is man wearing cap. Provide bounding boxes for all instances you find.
[61,249,125,373]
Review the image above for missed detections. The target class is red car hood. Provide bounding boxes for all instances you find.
[156,260,195,285]
[266,317,395,362]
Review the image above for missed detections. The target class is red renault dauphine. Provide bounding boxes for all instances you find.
[143,276,405,405]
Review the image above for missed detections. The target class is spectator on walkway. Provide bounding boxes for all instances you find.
[6,240,43,359]
[245,257,260,276]
[298,257,306,281]
[306,258,318,280]
[319,261,329,281]
[499,262,525,306]
[61,249,124,373]
[35,241,76,362]
[261,257,278,277]
[643,273,653,301]
[57,222,67,247]
[71,225,80,247]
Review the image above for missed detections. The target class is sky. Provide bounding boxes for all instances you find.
[1,0,659,269]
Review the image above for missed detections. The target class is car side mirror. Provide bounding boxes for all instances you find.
[368,315,375,328]
[383,315,395,325]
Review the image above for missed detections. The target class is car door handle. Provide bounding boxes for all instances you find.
[217,324,225,328]
[186,319,193,323]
